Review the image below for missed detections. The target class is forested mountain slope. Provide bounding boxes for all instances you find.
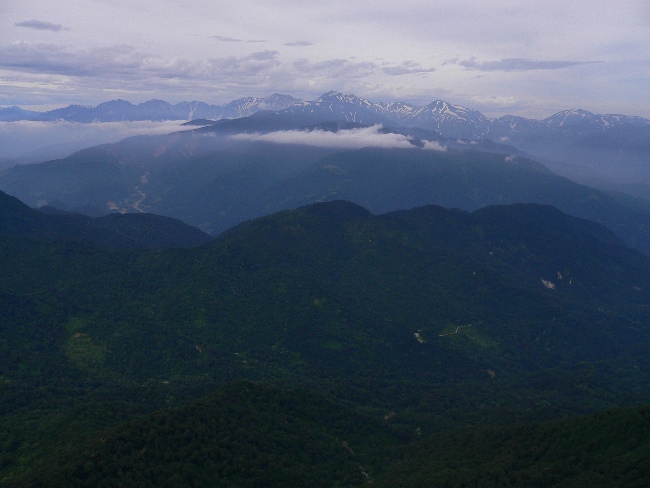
[2,134,650,256]
[0,190,210,248]
[1,198,650,483]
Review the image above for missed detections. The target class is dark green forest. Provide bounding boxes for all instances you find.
[14,382,650,488]
[1,191,650,485]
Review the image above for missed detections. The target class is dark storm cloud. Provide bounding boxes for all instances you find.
[456,57,600,71]
[15,19,66,32]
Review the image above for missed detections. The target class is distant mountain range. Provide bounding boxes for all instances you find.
[0,93,301,123]
[4,91,648,139]
[303,92,650,140]
[215,91,650,190]
[5,90,647,191]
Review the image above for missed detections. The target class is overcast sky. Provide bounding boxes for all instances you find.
[1,0,650,118]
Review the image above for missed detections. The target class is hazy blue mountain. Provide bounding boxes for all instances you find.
[7,91,649,136]
[218,93,301,117]
[2,130,649,255]
[263,147,650,255]
[0,190,210,248]
[6,91,648,147]
[221,91,650,144]
[5,91,648,191]
[0,106,40,121]
[484,108,650,186]
[258,92,493,137]
[395,99,492,138]
[15,94,301,122]
[188,91,650,190]
[256,92,493,138]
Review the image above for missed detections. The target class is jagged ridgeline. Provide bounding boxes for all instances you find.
[1,196,650,484]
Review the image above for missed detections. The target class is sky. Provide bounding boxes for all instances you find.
[1,0,650,119]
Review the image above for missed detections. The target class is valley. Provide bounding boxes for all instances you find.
[1,92,650,487]
[4,1,650,484]
[1,190,650,485]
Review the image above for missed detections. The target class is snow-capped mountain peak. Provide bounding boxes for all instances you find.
[544,109,596,128]
[221,94,301,117]
[315,91,375,108]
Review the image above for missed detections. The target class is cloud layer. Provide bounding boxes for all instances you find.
[456,58,599,72]
[15,19,65,31]
[212,36,265,43]
[230,125,446,151]
[0,42,437,83]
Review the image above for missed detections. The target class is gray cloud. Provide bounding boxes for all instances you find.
[289,58,437,82]
[212,36,243,42]
[15,19,66,32]
[212,35,265,43]
[0,40,439,110]
[382,61,436,76]
[0,43,281,82]
[0,43,146,76]
[245,50,278,61]
[456,57,600,71]
[284,41,313,47]
[292,58,379,78]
